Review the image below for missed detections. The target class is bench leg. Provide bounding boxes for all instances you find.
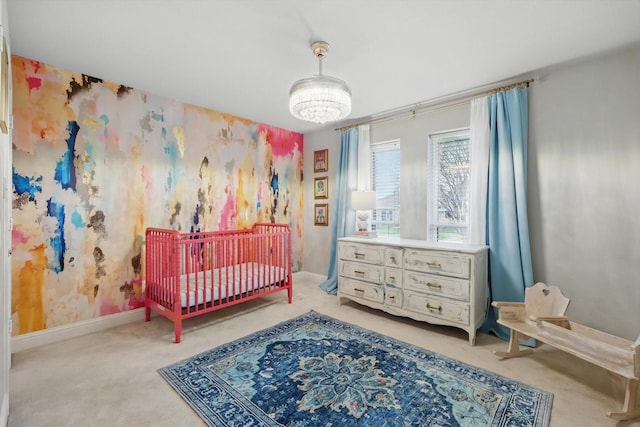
[607,378,640,421]
[494,329,534,359]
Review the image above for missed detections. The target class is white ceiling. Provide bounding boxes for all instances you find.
[7,0,640,134]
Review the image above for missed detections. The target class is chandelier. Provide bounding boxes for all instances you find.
[289,41,352,124]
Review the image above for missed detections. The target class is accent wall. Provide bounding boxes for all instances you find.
[10,56,304,336]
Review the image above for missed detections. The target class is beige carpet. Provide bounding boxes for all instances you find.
[8,272,639,427]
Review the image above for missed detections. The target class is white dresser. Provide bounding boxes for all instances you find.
[337,237,489,345]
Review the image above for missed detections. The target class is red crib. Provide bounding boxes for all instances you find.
[144,223,292,342]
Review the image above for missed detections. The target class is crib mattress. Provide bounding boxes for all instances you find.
[179,262,287,308]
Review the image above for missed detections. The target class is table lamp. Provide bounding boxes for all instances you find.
[351,190,377,238]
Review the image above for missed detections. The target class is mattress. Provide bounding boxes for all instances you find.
[179,262,287,308]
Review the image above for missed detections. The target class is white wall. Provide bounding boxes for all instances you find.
[302,129,339,278]
[302,104,470,276]
[528,45,640,341]
[303,44,640,341]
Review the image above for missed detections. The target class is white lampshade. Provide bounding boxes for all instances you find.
[351,191,376,211]
[289,41,352,124]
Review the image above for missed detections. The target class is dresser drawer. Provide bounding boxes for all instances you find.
[404,292,470,325]
[385,267,403,287]
[385,287,402,308]
[403,271,469,301]
[340,261,384,284]
[339,278,384,304]
[337,237,488,346]
[339,242,385,265]
[403,250,470,279]
[385,248,403,268]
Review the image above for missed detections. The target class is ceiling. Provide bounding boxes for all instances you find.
[7,0,640,134]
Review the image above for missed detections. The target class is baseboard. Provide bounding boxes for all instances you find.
[10,308,147,354]
[9,272,322,354]
[1,394,8,427]
[293,270,325,282]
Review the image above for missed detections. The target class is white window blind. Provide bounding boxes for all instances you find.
[370,139,400,237]
[428,130,470,243]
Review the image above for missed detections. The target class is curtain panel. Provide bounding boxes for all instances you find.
[319,128,359,295]
[481,87,535,340]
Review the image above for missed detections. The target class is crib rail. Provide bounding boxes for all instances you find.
[145,223,292,342]
[145,227,180,311]
[177,223,291,313]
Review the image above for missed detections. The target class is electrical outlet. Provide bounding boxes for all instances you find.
[8,319,12,335]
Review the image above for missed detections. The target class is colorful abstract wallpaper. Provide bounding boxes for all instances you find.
[11,56,304,336]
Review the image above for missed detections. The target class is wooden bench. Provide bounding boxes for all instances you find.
[492,282,640,421]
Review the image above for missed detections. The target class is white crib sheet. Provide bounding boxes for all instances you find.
[179,262,287,308]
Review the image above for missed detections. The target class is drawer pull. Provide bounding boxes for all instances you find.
[389,255,397,263]
[427,262,442,268]
[388,295,395,300]
[388,276,396,282]
[426,303,442,313]
[354,252,365,259]
[354,288,365,293]
[354,270,365,277]
[426,282,442,289]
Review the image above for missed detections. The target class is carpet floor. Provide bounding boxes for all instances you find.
[8,272,637,427]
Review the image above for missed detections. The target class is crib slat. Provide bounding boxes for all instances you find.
[145,223,293,343]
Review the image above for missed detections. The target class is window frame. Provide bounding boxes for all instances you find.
[369,138,401,238]
[427,128,471,243]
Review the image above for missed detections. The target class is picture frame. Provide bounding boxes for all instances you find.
[314,176,328,199]
[313,149,328,173]
[0,36,9,135]
[314,203,329,226]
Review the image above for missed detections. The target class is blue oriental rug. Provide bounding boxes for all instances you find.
[159,311,552,426]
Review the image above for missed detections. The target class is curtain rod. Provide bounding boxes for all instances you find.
[335,78,535,132]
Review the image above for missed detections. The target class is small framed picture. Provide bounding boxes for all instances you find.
[314,149,328,173]
[314,204,329,226]
[314,176,328,199]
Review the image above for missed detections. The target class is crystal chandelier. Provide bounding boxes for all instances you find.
[289,41,352,124]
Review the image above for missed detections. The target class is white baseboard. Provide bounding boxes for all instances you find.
[293,270,325,282]
[1,394,8,427]
[9,271,321,354]
[11,308,147,354]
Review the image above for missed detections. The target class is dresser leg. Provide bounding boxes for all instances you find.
[468,331,476,346]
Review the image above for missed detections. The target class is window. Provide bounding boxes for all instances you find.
[427,129,470,243]
[370,139,400,237]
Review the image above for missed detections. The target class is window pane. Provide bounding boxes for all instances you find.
[428,130,470,243]
[371,140,400,238]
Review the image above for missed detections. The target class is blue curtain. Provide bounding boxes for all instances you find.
[319,128,359,294]
[481,87,534,340]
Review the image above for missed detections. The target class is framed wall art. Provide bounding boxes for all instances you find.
[314,176,328,199]
[314,203,328,226]
[313,149,328,173]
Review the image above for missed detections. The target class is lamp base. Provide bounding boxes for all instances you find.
[351,230,378,238]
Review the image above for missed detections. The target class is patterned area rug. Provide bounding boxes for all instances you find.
[159,311,552,426]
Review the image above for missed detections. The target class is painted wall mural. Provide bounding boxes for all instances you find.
[11,56,304,336]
